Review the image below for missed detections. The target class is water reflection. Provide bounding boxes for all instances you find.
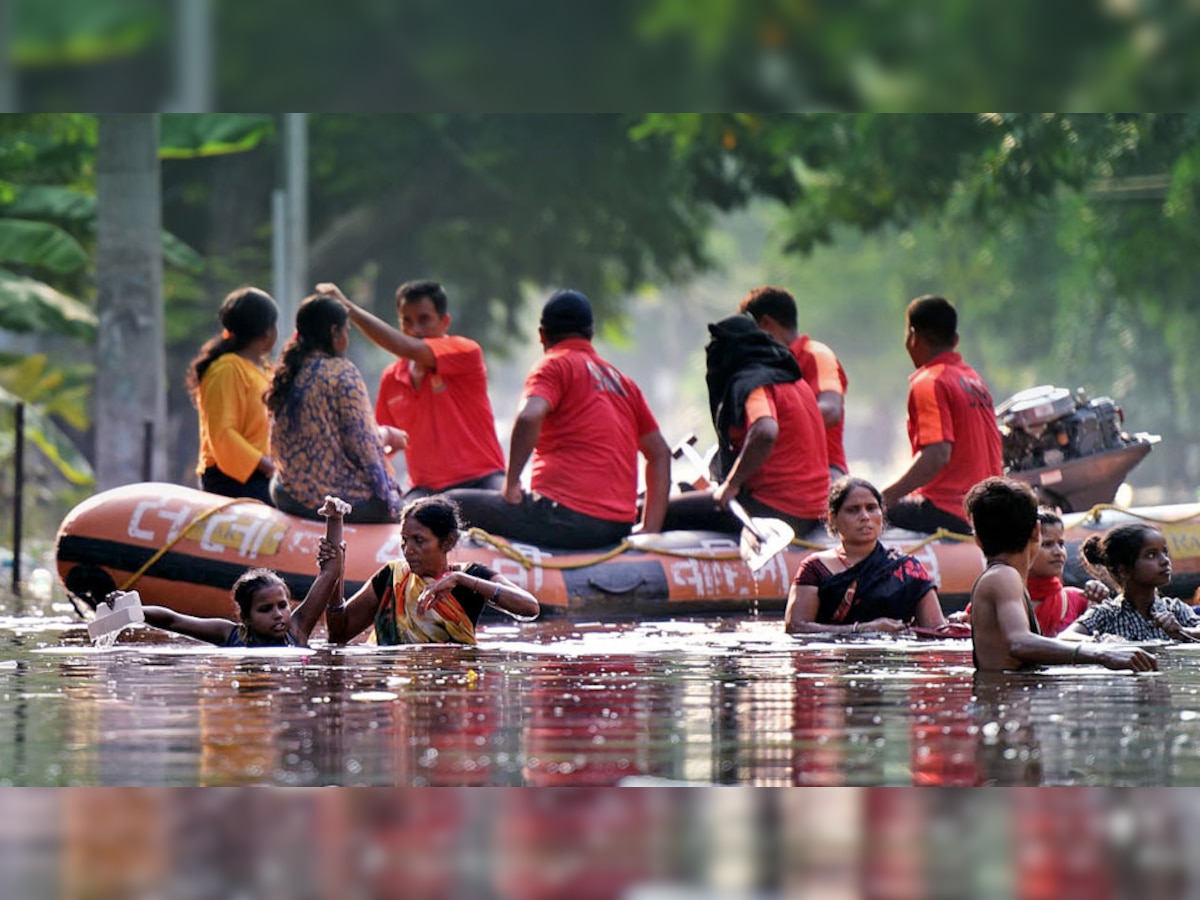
[0,616,1197,785]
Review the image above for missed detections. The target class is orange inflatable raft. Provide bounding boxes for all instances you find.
[54,483,1200,620]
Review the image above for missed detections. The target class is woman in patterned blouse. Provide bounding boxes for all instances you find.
[1062,523,1200,643]
[266,294,400,523]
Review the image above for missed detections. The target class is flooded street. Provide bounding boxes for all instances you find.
[1,608,1198,787]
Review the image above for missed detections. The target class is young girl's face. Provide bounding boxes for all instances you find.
[1029,522,1067,579]
[246,582,292,639]
[1125,530,1172,589]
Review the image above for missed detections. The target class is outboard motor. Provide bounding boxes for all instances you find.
[997,385,1159,511]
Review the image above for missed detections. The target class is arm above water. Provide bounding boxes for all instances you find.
[419,570,540,621]
[977,568,1156,672]
[140,603,238,646]
[291,496,350,646]
[783,580,905,635]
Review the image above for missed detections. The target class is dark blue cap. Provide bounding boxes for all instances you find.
[540,289,593,334]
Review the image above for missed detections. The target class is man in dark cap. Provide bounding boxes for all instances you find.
[448,289,671,549]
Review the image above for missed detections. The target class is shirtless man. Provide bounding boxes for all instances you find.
[965,476,1156,673]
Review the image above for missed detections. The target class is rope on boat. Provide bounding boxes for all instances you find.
[118,497,265,591]
[899,528,977,554]
[1080,503,1200,526]
[466,526,828,571]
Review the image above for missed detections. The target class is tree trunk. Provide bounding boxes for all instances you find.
[94,114,165,489]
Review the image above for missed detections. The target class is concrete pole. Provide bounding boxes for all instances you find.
[94,114,166,489]
[274,113,308,332]
[172,0,213,111]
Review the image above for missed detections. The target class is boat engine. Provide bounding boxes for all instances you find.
[997,385,1159,511]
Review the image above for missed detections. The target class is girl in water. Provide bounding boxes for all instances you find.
[1062,523,1199,643]
[105,497,347,648]
[187,287,278,504]
[326,496,539,646]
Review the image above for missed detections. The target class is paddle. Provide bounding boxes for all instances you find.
[672,435,796,572]
[728,499,795,572]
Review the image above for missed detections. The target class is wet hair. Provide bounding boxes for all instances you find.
[964,477,1039,557]
[1037,508,1064,532]
[231,568,288,621]
[401,496,463,551]
[738,286,798,331]
[396,280,448,317]
[906,295,957,348]
[264,295,348,419]
[186,287,278,400]
[827,476,883,535]
[1080,523,1163,583]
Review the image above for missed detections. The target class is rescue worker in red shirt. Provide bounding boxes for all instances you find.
[882,295,1003,535]
[739,285,850,478]
[449,289,671,549]
[663,313,829,537]
[318,280,506,500]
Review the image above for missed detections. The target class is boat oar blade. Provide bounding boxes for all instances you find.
[729,500,795,572]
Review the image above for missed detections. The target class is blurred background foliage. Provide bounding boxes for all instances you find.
[7,0,1200,110]
[3,111,1200,532]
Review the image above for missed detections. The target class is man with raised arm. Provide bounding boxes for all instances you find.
[318,280,506,499]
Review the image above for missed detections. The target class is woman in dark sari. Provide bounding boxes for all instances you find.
[784,477,947,635]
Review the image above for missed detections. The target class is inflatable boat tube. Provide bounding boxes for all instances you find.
[54,484,1200,620]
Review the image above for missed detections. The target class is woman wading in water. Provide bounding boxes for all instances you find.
[784,477,947,635]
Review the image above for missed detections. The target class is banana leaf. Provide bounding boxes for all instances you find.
[0,219,89,274]
[0,383,93,486]
[159,114,275,159]
[11,0,164,67]
[0,268,96,341]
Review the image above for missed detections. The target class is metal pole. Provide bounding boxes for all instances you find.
[0,0,15,112]
[173,0,213,112]
[284,113,307,322]
[12,402,24,597]
[142,420,154,482]
[272,188,288,327]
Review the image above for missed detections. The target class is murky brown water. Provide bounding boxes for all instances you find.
[1,609,1197,786]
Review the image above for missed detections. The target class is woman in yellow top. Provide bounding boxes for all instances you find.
[186,287,279,503]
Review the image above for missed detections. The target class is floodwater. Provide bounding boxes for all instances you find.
[0,607,1198,787]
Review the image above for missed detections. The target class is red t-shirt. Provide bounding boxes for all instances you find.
[375,335,506,492]
[906,350,1003,518]
[790,334,849,473]
[730,381,829,520]
[524,338,659,522]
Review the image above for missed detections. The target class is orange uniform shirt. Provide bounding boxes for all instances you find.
[790,334,848,473]
[376,335,506,492]
[732,381,829,520]
[906,350,1003,518]
[524,338,659,523]
[195,353,271,484]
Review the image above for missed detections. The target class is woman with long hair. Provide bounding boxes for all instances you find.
[187,287,278,503]
[265,293,400,523]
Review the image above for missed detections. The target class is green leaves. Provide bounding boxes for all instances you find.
[159,115,275,159]
[0,219,89,274]
[0,268,96,341]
